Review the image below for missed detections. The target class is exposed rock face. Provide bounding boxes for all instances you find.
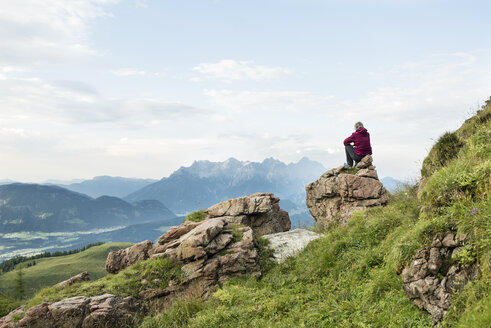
[56,271,90,288]
[401,232,479,323]
[305,155,389,226]
[106,240,154,274]
[0,294,140,328]
[262,229,322,263]
[205,193,291,236]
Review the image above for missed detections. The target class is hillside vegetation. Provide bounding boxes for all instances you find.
[0,242,132,301]
[139,101,490,327]
[8,101,489,327]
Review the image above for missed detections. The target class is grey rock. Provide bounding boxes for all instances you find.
[0,294,140,328]
[205,193,291,236]
[262,229,322,263]
[401,232,479,323]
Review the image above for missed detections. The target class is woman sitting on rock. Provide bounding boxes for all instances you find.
[343,121,372,167]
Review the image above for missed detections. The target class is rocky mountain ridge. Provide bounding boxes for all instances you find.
[124,157,326,214]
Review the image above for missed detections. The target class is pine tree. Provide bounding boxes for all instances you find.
[14,266,25,299]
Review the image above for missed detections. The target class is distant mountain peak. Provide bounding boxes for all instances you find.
[125,157,328,214]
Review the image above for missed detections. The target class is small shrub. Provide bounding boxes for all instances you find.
[257,237,276,273]
[452,245,476,266]
[185,210,207,222]
[421,132,464,178]
[228,224,246,242]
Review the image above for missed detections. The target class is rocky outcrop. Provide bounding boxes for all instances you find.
[205,193,291,236]
[104,193,292,295]
[106,240,154,274]
[106,193,291,274]
[306,155,389,226]
[262,229,322,263]
[56,272,90,288]
[107,217,261,296]
[0,294,140,328]
[401,232,479,323]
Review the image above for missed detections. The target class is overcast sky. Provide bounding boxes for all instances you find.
[1,0,490,182]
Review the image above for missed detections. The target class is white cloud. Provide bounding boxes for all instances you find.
[134,1,149,9]
[203,89,330,112]
[193,60,291,81]
[0,75,206,126]
[113,68,147,76]
[0,0,118,66]
[335,52,491,129]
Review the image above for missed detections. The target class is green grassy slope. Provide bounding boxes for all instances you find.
[0,293,20,317]
[141,191,434,328]
[0,242,132,300]
[139,101,490,327]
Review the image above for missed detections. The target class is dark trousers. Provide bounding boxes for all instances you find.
[345,145,364,167]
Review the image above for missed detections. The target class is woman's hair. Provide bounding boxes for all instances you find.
[354,121,364,130]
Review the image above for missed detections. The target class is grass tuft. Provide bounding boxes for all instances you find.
[185,210,207,223]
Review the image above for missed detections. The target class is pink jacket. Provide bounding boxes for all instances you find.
[343,128,372,156]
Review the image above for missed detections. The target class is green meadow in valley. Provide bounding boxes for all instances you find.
[0,242,132,301]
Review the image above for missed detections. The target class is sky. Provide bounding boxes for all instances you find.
[1,0,490,182]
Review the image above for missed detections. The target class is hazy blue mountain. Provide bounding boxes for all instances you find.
[57,176,158,198]
[43,178,84,185]
[125,157,326,215]
[0,179,16,185]
[0,183,175,233]
[380,177,405,193]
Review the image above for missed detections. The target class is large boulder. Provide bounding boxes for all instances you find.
[401,232,479,323]
[205,193,291,236]
[305,156,389,226]
[262,229,322,263]
[0,294,140,328]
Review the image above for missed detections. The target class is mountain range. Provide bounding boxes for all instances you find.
[0,183,175,233]
[57,176,158,199]
[124,157,327,214]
